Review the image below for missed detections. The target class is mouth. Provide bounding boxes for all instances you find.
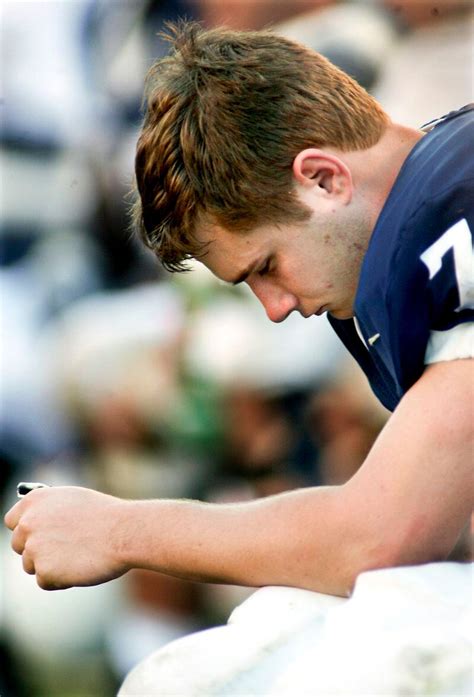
[299,305,328,318]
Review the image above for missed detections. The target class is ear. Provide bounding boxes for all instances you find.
[292,149,353,203]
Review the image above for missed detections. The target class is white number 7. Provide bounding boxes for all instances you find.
[420,218,474,312]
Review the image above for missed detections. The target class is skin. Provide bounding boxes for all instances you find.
[4,360,472,596]
[196,123,424,321]
[197,194,368,322]
[4,122,473,596]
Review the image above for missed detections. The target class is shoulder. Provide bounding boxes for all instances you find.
[376,105,473,264]
[352,107,474,397]
[358,106,474,314]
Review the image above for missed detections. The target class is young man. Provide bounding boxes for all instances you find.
[5,23,473,598]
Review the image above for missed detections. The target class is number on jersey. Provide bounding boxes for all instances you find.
[420,218,474,311]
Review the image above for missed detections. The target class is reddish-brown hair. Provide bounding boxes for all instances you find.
[133,21,389,271]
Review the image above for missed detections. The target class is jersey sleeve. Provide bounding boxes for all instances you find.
[425,324,474,364]
[386,181,474,395]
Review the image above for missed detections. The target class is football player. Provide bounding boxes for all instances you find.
[5,23,473,597]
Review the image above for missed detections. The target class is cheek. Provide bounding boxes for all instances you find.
[286,263,322,296]
[280,238,332,296]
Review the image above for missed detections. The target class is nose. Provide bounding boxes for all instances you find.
[247,277,298,323]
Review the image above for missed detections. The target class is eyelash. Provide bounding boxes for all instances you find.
[258,258,273,277]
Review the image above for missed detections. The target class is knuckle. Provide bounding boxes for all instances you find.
[35,562,69,590]
[4,501,23,530]
[11,538,22,554]
[23,538,35,555]
[11,530,25,555]
[17,518,31,535]
[35,563,62,591]
[22,554,35,575]
[36,572,52,591]
[28,488,49,503]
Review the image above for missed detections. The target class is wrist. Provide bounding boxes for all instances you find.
[109,498,144,572]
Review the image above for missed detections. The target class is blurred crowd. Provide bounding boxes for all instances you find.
[1,1,472,695]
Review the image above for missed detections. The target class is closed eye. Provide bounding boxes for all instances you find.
[258,257,274,277]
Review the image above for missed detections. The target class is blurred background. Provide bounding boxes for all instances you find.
[0,1,472,695]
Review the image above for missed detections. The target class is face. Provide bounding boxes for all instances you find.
[196,199,371,322]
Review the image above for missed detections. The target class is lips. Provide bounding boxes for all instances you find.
[299,305,327,318]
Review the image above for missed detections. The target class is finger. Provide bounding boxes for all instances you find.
[22,550,35,575]
[11,524,27,555]
[36,571,71,592]
[4,500,24,530]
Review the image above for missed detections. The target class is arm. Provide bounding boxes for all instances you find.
[4,359,473,596]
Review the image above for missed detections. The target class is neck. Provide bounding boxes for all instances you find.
[348,123,425,232]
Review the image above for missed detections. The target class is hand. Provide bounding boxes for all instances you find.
[4,486,131,590]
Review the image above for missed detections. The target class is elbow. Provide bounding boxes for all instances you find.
[338,544,408,597]
[325,502,412,596]
[301,530,441,599]
[340,551,398,597]
[306,532,407,599]
[342,523,453,596]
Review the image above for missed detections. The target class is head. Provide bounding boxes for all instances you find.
[133,21,389,319]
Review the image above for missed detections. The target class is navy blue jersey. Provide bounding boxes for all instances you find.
[329,105,474,411]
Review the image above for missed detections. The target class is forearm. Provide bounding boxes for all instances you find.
[118,362,474,595]
[117,486,357,597]
[6,362,470,595]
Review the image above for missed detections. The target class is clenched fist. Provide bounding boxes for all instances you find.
[4,486,132,590]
